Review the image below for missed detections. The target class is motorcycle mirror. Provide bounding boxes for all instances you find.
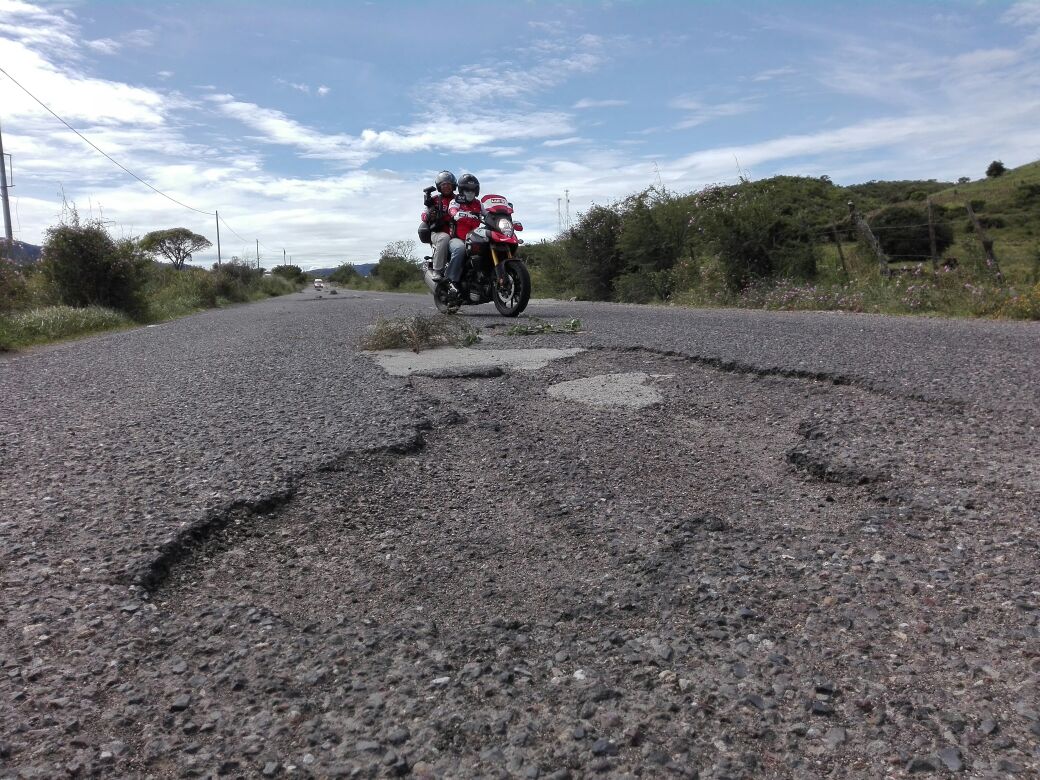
[513,222,524,231]
[423,186,436,194]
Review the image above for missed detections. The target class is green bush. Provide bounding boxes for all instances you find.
[0,258,28,313]
[688,181,819,291]
[868,205,954,261]
[329,263,361,284]
[212,260,262,302]
[613,269,674,303]
[373,255,422,289]
[259,274,296,297]
[271,264,307,284]
[41,214,149,315]
[563,204,625,299]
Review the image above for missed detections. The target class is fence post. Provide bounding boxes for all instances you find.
[965,203,1003,281]
[848,201,888,275]
[926,198,939,272]
[831,224,850,280]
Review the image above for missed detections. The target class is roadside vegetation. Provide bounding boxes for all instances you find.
[523,160,1040,320]
[358,313,480,352]
[0,211,300,351]
[329,240,427,294]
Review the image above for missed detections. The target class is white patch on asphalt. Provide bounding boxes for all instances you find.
[370,346,583,376]
[547,372,672,409]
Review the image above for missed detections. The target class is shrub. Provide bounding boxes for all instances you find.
[613,269,674,303]
[986,160,1006,178]
[41,213,149,315]
[688,181,819,291]
[373,255,422,289]
[272,264,307,284]
[358,314,479,352]
[0,258,28,313]
[563,204,625,299]
[258,274,295,297]
[329,264,361,284]
[212,260,261,302]
[868,205,953,261]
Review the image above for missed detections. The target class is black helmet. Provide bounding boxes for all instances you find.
[458,173,480,202]
[435,170,457,191]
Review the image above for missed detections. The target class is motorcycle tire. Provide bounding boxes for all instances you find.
[494,260,531,317]
[434,284,460,314]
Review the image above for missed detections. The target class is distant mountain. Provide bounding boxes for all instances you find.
[307,263,376,277]
[1,240,42,265]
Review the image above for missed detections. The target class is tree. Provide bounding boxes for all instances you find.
[379,240,419,264]
[140,228,212,270]
[986,160,1007,178]
[957,176,970,185]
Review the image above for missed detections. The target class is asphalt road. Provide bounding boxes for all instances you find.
[1,289,1037,779]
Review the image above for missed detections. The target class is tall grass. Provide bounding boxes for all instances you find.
[0,306,134,350]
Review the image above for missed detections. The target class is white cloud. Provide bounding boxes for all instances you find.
[85,38,120,55]
[573,98,628,109]
[668,96,757,129]
[317,85,330,97]
[543,137,583,147]
[751,66,796,82]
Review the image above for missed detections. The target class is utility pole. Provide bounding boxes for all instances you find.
[283,248,286,266]
[0,117,14,248]
[564,189,570,227]
[557,198,562,233]
[215,210,222,266]
[256,239,260,269]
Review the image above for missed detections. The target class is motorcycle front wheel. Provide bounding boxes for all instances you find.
[493,260,531,317]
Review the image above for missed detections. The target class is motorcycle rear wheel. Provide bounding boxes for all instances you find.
[434,285,460,314]
[494,261,531,317]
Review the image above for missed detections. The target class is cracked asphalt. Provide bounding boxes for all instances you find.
[1,289,1038,779]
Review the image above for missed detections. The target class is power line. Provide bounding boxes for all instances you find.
[0,64,215,216]
[218,213,249,244]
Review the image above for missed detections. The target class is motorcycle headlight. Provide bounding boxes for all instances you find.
[495,216,514,236]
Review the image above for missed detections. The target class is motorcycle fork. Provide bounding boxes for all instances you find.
[491,247,507,287]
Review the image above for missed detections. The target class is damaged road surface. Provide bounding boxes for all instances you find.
[1,290,1038,779]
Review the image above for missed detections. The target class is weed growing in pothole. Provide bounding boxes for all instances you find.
[507,317,582,336]
[359,314,481,352]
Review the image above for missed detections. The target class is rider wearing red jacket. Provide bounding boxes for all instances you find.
[445,173,483,290]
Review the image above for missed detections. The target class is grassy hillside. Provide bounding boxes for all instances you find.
[926,161,1040,284]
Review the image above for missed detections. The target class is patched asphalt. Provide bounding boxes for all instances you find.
[1,288,1038,779]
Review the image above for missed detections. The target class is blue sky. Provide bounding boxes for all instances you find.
[2,0,1039,269]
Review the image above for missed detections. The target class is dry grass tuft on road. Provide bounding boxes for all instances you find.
[359,314,480,353]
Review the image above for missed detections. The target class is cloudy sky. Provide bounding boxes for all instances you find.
[2,0,1039,269]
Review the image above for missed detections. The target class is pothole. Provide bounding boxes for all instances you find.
[547,372,673,409]
[368,346,583,376]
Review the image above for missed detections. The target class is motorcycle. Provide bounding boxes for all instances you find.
[419,193,532,317]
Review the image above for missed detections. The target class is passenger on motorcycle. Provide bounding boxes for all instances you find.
[445,173,483,293]
[425,170,457,281]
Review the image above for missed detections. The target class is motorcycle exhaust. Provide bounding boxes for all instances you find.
[422,265,439,294]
